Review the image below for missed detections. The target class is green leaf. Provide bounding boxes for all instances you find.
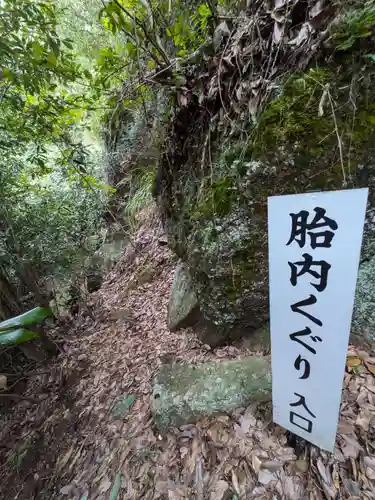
[0,307,53,331]
[62,39,74,50]
[3,67,12,80]
[32,42,44,60]
[198,3,211,17]
[46,52,57,67]
[0,328,39,345]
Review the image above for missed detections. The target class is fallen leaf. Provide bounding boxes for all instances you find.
[0,374,7,389]
[338,421,354,435]
[209,480,229,500]
[231,470,240,495]
[332,465,340,489]
[258,469,276,485]
[273,21,284,43]
[364,456,375,470]
[355,410,371,431]
[239,412,256,434]
[340,436,362,459]
[365,466,375,480]
[56,442,76,472]
[347,357,362,371]
[98,475,112,494]
[251,453,262,474]
[357,350,369,361]
[295,458,309,473]
[60,484,74,496]
[365,362,375,376]
[343,478,361,497]
[261,460,283,473]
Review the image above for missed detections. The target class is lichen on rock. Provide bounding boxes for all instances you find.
[167,263,199,330]
[152,357,271,430]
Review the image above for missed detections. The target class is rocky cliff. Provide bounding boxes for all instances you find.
[155,0,375,345]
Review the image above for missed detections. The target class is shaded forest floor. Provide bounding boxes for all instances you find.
[1,207,375,500]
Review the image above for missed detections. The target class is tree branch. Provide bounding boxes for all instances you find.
[111,0,170,64]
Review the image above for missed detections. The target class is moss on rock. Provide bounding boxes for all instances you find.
[157,4,375,345]
[152,356,271,429]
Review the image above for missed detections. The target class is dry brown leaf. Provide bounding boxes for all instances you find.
[282,476,304,500]
[347,356,362,370]
[364,456,375,470]
[209,480,229,500]
[155,481,168,495]
[365,466,375,480]
[340,435,362,459]
[357,350,370,361]
[98,475,112,494]
[338,420,354,435]
[239,410,256,434]
[365,384,375,394]
[273,22,284,44]
[231,470,240,495]
[168,486,186,500]
[295,458,309,473]
[343,478,361,497]
[261,459,282,472]
[365,362,375,376]
[60,484,74,496]
[332,465,340,490]
[355,410,371,432]
[258,469,276,485]
[0,374,7,390]
[251,453,262,474]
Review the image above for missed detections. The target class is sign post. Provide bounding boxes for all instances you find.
[268,188,368,451]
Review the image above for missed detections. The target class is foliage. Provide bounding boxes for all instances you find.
[333,3,375,50]
[96,0,214,84]
[0,0,110,317]
[56,0,111,64]
[0,0,236,319]
[0,0,87,160]
[0,306,53,345]
[123,170,155,224]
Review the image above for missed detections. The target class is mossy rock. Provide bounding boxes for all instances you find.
[158,60,375,345]
[152,356,271,430]
[167,263,199,331]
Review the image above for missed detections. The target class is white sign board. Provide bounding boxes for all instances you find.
[268,188,368,451]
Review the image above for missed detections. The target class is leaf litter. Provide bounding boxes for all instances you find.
[0,205,374,499]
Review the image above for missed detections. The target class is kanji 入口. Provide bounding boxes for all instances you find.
[289,392,316,433]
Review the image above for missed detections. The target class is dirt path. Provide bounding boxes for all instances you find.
[1,209,375,499]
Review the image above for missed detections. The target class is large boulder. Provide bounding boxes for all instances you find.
[156,3,375,345]
[353,255,375,342]
[152,356,271,430]
[167,263,199,330]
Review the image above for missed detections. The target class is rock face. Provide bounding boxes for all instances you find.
[156,3,375,345]
[353,254,375,341]
[152,357,271,429]
[167,263,199,331]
